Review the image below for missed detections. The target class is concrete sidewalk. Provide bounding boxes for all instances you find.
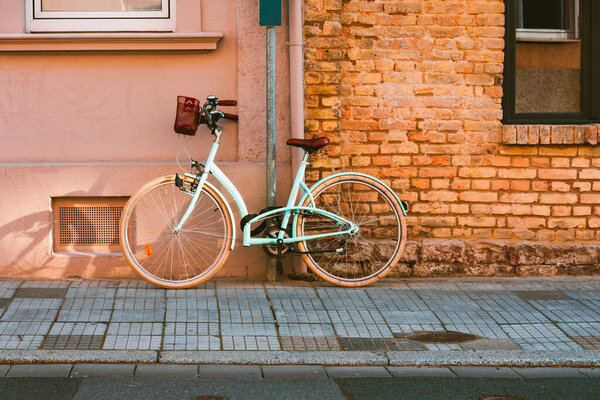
[0,277,599,367]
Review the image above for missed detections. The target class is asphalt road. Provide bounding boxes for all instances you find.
[1,377,599,400]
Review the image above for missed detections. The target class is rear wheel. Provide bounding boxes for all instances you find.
[295,174,406,287]
[120,175,232,289]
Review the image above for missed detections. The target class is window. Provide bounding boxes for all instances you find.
[517,0,579,41]
[503,0,600,124]
[26,0,175,32]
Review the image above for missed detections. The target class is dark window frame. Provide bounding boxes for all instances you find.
[503,0,600,124]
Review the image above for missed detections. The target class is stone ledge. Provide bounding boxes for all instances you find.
[392,239,600,278]
[502,124,599,145]
[0,33,222,52]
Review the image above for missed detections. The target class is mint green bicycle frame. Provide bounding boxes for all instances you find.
[174,129,407,251]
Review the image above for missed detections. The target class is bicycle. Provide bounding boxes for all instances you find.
[119,96,408,289]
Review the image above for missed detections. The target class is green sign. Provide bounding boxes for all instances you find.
[259,0,282,26]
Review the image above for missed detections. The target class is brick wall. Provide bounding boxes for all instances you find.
[303,0,600,277]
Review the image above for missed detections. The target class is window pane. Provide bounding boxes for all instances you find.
[519,0,567,30]
[41,0,162,12]
[515,1,581,113]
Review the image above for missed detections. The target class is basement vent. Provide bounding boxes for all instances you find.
[52,197,128,253]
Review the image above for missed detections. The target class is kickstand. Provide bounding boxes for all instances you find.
[276,239,284,276]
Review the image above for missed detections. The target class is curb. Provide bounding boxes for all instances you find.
[0,350,158,364]
[0,350,599,367]
[159,351,388,365]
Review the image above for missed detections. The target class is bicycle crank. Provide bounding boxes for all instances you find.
[262,227,291,257]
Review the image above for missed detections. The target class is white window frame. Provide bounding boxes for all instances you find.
[26,0,176,33]
[516,0,579,42]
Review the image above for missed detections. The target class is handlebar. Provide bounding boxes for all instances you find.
[197,96,238,132]
[218,100,237,107]
[199,112,238,125]
[222,112,238,121]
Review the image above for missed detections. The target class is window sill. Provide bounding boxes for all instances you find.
[502,124,599,145]
[0,32,222,52]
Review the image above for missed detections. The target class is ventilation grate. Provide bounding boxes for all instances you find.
[52,197,128,253]
[59,206,122,245]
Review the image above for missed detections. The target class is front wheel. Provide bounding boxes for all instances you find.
[119,175,233,289]
[295,174,407,287]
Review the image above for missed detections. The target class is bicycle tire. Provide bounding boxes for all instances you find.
[120,175,233,289]
[295,174,407,287]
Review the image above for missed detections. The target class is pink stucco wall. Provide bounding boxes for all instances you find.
[0,0,292,279]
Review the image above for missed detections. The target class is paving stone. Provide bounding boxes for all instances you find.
[459,338,522,351]
[449,366,521,378]
[513,367,587,378]
[325,366,391,378]
[338,337,425,351]
[0,365,10,377]
[387,367,456,378]
[280,336,340,351]
[513,290,573,301]
[70,363,135,377]
[262,365,326,378]
[14,288,67,298]
[198,364,261,378]
[43,334,105,350]
[135,364,198,377]
[6,364,73,377]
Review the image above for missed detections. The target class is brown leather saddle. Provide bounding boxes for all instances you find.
[286,137,330,152]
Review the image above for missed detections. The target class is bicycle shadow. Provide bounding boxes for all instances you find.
[0,171,127,279]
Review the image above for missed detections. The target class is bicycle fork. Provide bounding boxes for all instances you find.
[173,129,223,234]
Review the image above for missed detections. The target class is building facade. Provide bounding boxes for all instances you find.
[303,0,600,277]
[0,0,292,279]
[0,0,598,280]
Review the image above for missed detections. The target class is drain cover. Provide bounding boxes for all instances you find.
[407,331,481,343]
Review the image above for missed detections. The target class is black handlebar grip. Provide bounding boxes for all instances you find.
[222,113,238,121]
[218,100,237,106]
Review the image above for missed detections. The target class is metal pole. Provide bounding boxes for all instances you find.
[288,0,307,275]
[266,25,277,282]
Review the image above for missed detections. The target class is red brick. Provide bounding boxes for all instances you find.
[457,217,497,227]
[537,169,578,180]
[579,169,600,179]
[491,156,511,167]
[452,179,471,190]
[372,156,390,166]
[412,155,432,166]
[551,206,572,217]
[511,157,530,168]
[581,194,600,204]
[551,182,571,192]
[420,191,458,202]
[507,217,546,229]
[491,180,510,191]
[540,193,579,204]
[532,181,549,192]
[459,191,498,202]
[411,179,430,189]
[531,157,550,167]
[471,180,491,190]
[510,181,530,191]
